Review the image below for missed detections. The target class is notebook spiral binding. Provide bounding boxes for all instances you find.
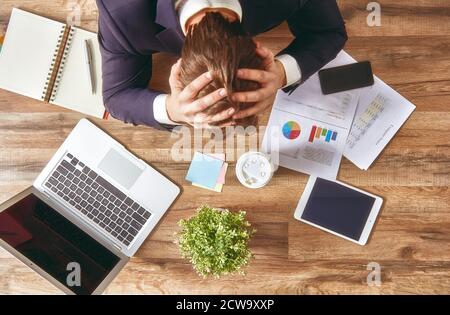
[41,25,75,103]
[50,27,75,102]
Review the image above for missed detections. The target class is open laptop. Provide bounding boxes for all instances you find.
[0,119,180,294]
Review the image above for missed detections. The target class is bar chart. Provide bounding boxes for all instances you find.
[309,125,338,143]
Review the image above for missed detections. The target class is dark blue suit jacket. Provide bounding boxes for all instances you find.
[96,0,347,129]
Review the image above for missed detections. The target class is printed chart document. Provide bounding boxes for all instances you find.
[344,76,416,170]
[261,52,359,179]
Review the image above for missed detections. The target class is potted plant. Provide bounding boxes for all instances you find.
[177,205,255,278]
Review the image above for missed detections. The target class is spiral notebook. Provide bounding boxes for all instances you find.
[0,8,107,119]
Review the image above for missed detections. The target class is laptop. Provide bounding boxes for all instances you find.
[0,119,180,294]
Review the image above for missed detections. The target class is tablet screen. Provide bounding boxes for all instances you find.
[0,193,120,294]
[301,178,376,241]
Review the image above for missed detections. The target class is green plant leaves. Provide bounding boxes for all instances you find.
[177,205,255,278]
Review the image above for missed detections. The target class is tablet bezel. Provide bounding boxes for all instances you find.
[294,176,383,245]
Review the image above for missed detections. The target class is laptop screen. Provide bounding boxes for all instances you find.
[0,193,121,294]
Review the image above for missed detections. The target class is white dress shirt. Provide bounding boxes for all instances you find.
[154,0,302,125]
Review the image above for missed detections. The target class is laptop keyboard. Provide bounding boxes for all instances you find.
[44,152,152,247]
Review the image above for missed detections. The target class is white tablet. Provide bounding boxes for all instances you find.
[294,176,383,245]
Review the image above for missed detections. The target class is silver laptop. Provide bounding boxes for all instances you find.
[0,118,180,294]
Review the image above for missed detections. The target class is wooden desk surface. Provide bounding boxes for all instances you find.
[0,1,449,294]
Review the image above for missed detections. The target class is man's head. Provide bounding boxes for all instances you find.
[179,12,263,126]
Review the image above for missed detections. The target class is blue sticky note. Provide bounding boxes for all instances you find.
[186,152,224,189]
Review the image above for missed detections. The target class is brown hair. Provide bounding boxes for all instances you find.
[180,12,263,126]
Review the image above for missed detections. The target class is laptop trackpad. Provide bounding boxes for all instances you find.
[98,148,143,190]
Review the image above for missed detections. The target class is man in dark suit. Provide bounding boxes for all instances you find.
[96,0,347,130]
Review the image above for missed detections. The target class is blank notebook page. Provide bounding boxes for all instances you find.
[0,8,63,100]
[53,27,105,118]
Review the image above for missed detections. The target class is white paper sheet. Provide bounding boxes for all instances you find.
[0,8,62,100]
[53,27,105,118]
[261,51,359,179]
[343,77,416,170]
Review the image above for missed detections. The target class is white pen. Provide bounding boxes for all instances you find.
[84,39,96,94]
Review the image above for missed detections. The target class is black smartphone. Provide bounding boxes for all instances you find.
[318,61,374,95]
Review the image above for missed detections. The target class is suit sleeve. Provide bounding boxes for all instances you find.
[97,7,166,130]
[279,0,348,91]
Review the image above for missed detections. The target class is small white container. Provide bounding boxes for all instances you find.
[235,152,275,189]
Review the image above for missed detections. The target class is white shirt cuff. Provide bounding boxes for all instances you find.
[275,54,302,88]
[153,94,180,126]
[179,0,243,35]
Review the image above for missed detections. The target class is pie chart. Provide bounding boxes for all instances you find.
[282,121,301,140]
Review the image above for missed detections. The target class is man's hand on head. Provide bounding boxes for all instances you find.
[231,44,287,120]
[165,59,237,128]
